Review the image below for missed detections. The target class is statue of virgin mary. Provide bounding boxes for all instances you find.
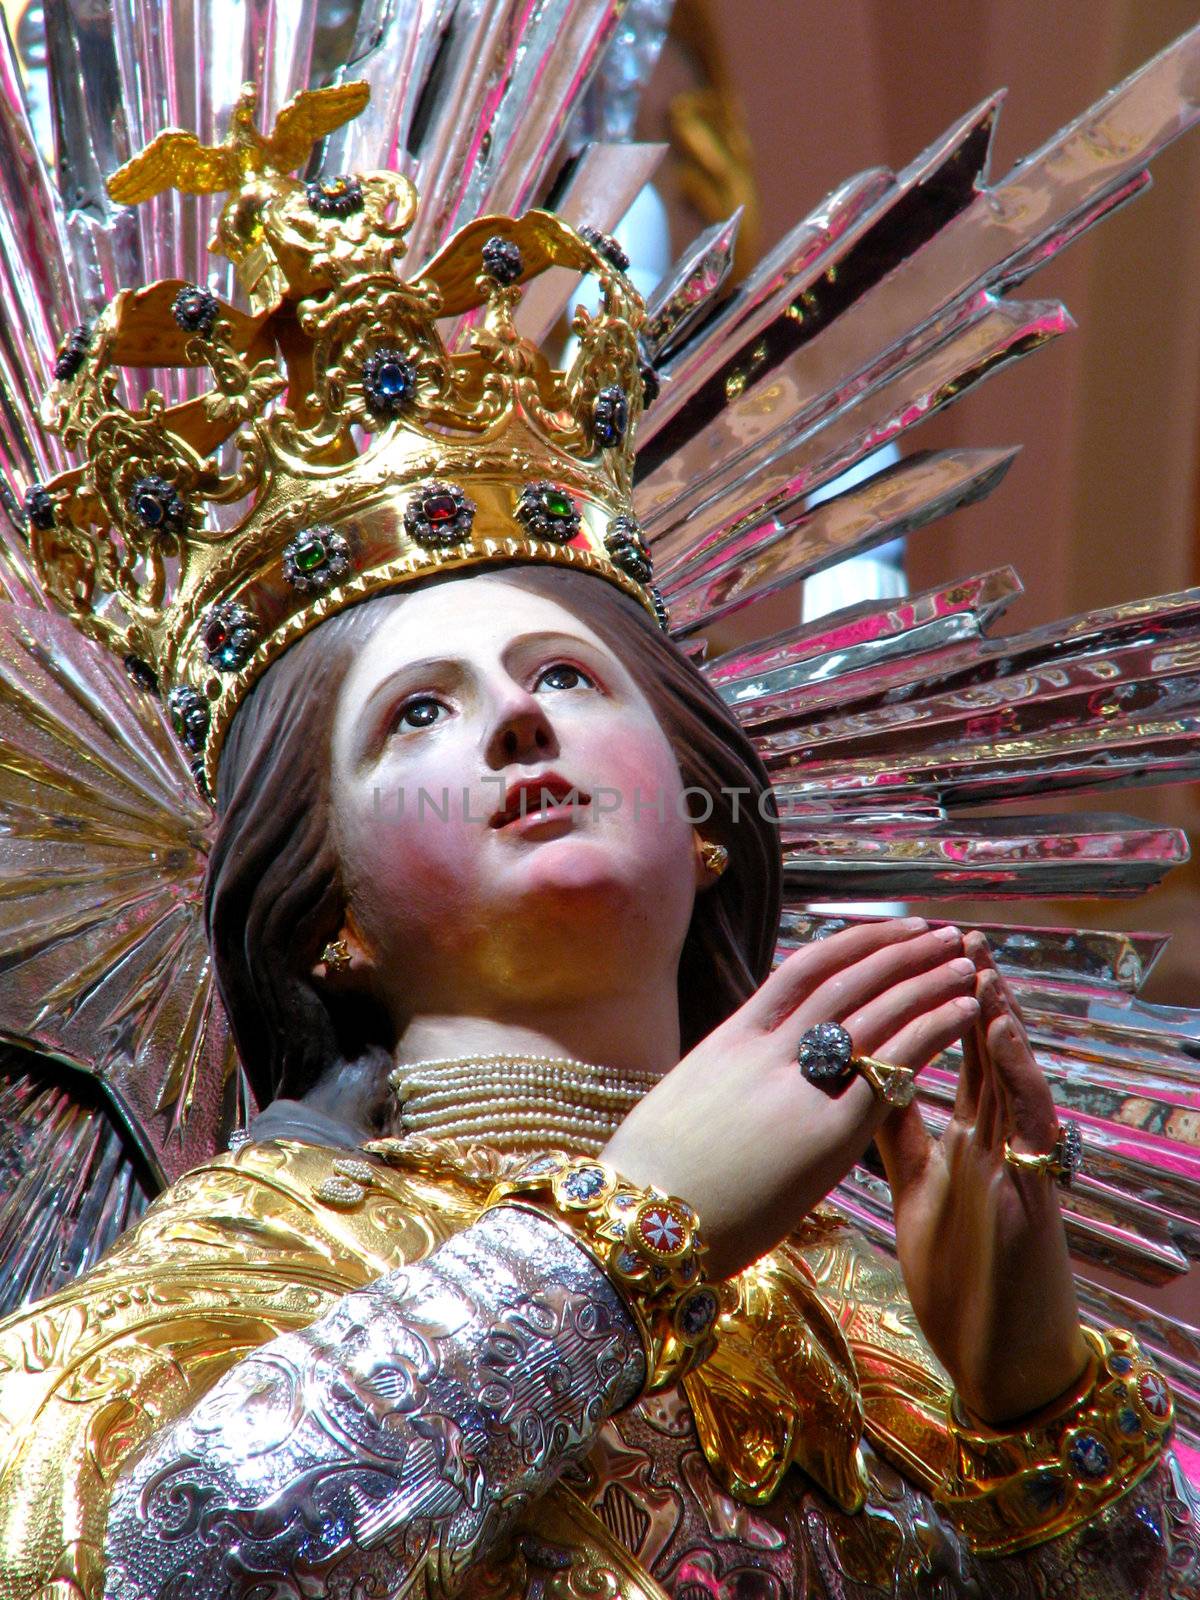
[0,8,1195,1598]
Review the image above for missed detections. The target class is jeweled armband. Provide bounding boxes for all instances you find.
[938,1326,1175,1557]
[485,1154,724,1393]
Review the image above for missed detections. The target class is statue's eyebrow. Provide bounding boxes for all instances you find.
[499,628,605,666]
[361,656,459,715]
[351,656,464,765]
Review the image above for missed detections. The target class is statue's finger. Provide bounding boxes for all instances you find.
[984,988,1059,1152]
[953,1011,986,1128]
[746,917,930,1030]
[973,971,1007,1147]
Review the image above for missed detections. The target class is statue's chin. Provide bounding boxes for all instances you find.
[500,828,630,889]
[465,868,659,1006]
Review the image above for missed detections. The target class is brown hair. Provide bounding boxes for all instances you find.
[204,565,782,1107]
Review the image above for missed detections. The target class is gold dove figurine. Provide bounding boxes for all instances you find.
[107,80,371,205]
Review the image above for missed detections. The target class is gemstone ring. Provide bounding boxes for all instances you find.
[1002,1121,1084,1188]
[796,1023,916,1107]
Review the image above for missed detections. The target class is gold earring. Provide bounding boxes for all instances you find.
[699,838,729,879]
[321,937,352,975]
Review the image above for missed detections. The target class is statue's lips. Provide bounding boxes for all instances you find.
[490,775,592,829]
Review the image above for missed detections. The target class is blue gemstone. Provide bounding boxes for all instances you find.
[376,361,411,398]
[129,474,186,533]
[593,386,629,446]
[1118,1407,1142,1435]
[1068,1434,1112,1480]
[1025,1471,1065,1511]
[1109,1355,1133,1374]
[363,350,418,416]
[679,1289,719,1338]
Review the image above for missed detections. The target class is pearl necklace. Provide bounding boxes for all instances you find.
[387,1052,659,1156]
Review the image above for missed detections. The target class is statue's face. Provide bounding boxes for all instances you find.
[327,572,701,1021]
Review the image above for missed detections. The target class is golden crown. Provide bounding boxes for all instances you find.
[27,81,660,793]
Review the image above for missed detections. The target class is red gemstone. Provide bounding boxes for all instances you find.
[203,619,229,651]
[425,493,458,523]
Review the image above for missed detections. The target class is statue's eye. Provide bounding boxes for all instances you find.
[394,696,445,731]
[535,662,595,692]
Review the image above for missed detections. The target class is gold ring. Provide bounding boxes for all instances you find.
[1002,1121,1083,1187]
[852,1053,916,1108]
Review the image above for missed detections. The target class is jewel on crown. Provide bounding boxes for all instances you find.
[26,81,661,793]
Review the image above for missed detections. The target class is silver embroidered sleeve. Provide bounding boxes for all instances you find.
[102,1205,646,1600]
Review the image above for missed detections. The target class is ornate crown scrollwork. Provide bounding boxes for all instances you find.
[27,82,660,792]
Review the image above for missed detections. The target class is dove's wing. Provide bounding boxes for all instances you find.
[269,82,372,174]
[107,130,242,205]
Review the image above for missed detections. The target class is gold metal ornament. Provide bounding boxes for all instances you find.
[485,1153,721,1394]
[0,1136,906,1595]
[106,81,373,203]
[32,82,659,797]
[1002,1121,1084,1188]
[939,1326,1173,1555]
[320,938,352,975]
[851,1052,916,1108]
[698,837,729,878]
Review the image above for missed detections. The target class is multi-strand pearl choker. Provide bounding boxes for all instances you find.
[387,1052,660,1156]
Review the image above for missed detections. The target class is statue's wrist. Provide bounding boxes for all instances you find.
[954,1325,1092,1430]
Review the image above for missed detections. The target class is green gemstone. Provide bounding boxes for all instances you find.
[294,536,327,572]
[545,491,573,518]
